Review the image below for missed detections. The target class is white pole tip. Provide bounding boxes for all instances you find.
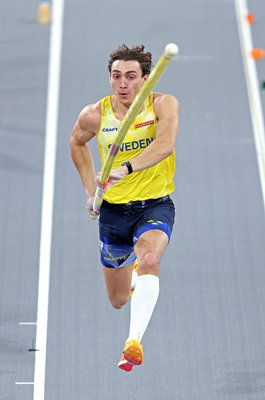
[165,43,179,57]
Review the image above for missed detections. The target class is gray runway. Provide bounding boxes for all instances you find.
[0,1,49,399]
[1,0,265,399]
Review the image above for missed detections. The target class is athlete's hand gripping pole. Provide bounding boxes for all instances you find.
[93,43,179,212]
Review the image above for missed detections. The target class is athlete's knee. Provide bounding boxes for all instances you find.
[138,251,160,275]
[111,298,128,309]
[108,292,130,309]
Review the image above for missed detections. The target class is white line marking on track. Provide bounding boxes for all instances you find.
[234,0,265,212]
[33,0,65,399]
[15,382,34,385]
[19,322,37,326]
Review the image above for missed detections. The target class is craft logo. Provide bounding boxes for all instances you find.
[102,127,118,132]
[134,120,155,129]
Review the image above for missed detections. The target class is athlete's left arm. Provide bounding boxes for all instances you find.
[127,94,179,172]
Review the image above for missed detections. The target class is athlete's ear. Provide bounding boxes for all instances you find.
[143,74,148,82]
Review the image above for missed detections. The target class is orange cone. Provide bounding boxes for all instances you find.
[37,1,51,25]
[250,49,265,60]
[246,14,255,24]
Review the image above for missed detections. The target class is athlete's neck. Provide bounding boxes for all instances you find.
[111,96,131,120]
[111,95,143,121]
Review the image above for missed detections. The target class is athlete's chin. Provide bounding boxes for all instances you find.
[118,94,133,106]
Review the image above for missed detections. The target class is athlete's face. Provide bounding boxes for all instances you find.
[109,60,148,106]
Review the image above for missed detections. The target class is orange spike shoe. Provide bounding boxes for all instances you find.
[118,353,134,372]
[123,339,143,365]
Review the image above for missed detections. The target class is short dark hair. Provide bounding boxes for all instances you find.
[108,44,152,76]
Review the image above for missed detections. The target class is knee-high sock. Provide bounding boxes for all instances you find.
[128,274,159,343]
[131,270,138,290]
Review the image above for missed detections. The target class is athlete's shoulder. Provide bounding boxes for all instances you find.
[78,100,101,134]
[153,92,179,116]
[153,92,179,105]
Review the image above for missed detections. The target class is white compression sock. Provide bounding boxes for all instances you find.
[131,270,138,290]
[128,274,159,343]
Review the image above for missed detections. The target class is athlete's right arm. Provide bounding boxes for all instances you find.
[70,103,101,215]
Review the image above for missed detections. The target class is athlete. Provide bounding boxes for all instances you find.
[70,44,179,372]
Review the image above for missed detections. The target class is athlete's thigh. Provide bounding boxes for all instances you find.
[102,262,134,298]
[133,196,175,273]
[134,229,169,262]
[133,196,175,258]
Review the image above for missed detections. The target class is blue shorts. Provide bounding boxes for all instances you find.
[99,195,175,268]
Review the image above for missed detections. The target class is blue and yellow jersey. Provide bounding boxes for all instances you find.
[96,92,175,203]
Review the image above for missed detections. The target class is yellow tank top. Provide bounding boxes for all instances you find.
[96,93,175,203]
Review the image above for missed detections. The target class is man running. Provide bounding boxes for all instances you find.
[70,44,179,372]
